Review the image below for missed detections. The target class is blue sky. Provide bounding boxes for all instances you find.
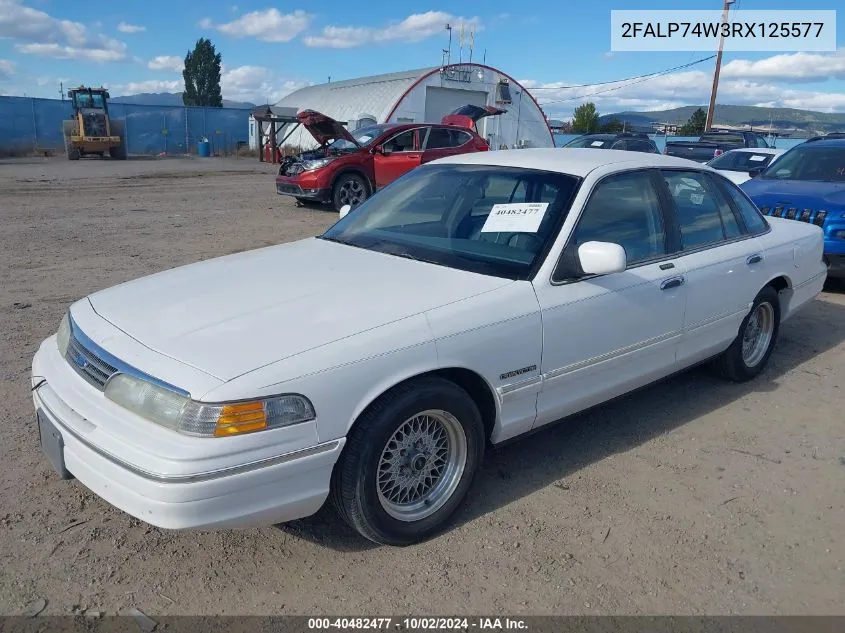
[0,0,843,118]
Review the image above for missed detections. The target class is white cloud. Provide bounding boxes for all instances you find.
[304,11,480,49]
[114,79,181,95]
[16,38,127,62]
[0,59,16,80]
[0,0,128,62]
[202,8,311,42]
[721,48,845,82]
[148,55,183,72]
[220,64,309,103]
[117,22,146,34]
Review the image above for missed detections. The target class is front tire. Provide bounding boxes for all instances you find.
[712,285,781,382]
[331,173,369,212]
[331,376,485,546]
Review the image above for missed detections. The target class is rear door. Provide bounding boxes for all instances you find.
[373,127,424,189]
[421,127,474,163]
[657,168,767,366]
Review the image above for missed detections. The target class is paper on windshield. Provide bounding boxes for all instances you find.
[591,141,604,147]
[480,203,549,233]
[749,155,767,161]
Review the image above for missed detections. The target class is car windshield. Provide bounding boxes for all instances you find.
[760,145,845,182]
[564,136,612,149]
[327,125,391,151]
[319,164,581,280]
[709,151,777,171]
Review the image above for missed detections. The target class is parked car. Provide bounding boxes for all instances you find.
[562,132,660,154]
[664,129,772,163]
[742,135,845,278]
[32,149,826,546]
[706,147,786,185]
[275,105,505,212]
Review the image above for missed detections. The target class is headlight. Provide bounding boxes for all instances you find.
[104,374,316,437]
[56,313,71,357]
[301,158,333,171]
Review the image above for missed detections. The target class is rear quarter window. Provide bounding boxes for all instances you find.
[717,179,770,235]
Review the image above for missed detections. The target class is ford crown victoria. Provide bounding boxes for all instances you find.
[31,149,827,546]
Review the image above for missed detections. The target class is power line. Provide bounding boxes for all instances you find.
[533,55,716,105]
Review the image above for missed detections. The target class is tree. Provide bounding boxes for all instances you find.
[572,102,600,134]
[599,118,624,133]
[183,38,222,107]
[679,107,707,136]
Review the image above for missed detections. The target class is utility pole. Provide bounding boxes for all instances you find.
[59,81,64,101]
[705,0,735,131]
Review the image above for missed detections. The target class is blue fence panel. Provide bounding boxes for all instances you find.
[0,95,251,155]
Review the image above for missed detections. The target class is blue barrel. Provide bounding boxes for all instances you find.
[197,139,210,157]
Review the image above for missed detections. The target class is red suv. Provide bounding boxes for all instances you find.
[275,105,505,211]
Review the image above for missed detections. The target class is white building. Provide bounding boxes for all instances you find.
[248,63,554,151]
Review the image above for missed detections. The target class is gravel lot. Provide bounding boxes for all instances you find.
[1,156,843,617]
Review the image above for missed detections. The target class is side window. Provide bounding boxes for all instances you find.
[756,135,770,148]
[629,140,654,153]
[570,171,667,266]
[451,130,472,147]
[745,134,758,148]
[425,128,453,150]
[383,129,416,152]
[662,170,742,250]
[717,178,770,235]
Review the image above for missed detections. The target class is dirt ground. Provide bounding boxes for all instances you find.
[0,156,843,618]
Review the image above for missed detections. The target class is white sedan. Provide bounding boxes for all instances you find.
[706,147,786,185]
[31,148,827,546]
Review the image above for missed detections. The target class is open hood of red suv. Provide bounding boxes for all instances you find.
[441,104,507,128]
[297,110,358,147]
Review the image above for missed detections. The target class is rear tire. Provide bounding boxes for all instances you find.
[331,376,485,546]
[711,285,781,382]
[331,173,369,212]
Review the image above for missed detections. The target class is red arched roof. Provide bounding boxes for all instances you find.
[385,63,555,145]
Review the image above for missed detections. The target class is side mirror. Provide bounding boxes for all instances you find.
[578,241,626,275]
[748,166,764,178]
[339,204,352,219]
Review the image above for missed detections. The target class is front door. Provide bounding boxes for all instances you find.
[533,169,687,428]
[373,128,423,189]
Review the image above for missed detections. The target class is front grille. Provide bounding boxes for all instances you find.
[760,205,830,227]
[64,328,117,390]
[276,183,303,195]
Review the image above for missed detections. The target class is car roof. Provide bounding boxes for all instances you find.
[803,137,845,147]
[434,148,708,178]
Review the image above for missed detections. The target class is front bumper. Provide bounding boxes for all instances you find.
[30,338,344,529]
[275,181,331,202]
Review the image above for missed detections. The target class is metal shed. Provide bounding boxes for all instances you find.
[250,63,554,152]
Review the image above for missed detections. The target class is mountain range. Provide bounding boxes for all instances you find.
[599,105,845,136]
[109,92,255,109]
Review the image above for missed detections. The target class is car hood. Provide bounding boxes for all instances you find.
[741,178,845,208]
[86,238,512,382]
[297,110,358,147]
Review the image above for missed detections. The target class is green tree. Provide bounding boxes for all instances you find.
[572,102,600,134]
[183,38,222,107]
[679,107,707,135]
[600,118,624,133]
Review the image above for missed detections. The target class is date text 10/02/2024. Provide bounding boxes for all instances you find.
[307,617,529,630]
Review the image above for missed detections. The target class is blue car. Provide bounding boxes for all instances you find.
[741,135,845,279]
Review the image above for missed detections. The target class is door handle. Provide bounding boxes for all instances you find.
[746,253,763,265]
[660,275,685,290]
